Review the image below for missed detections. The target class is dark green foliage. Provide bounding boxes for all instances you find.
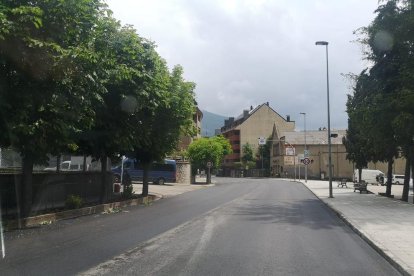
[241,143,254,164]
[348,0,414,197]
[0,0,197,215]
[65,194,83,209]
[187,136,232,173]
[121,184,135,199]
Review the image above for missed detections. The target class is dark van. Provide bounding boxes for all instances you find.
[112,158,176,185]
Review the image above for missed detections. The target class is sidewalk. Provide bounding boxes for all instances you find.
[132,181,213,198]
[300,179,414,276]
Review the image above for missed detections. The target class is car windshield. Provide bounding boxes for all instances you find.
[0,0,412,275]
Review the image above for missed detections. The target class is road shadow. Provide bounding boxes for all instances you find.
[234,198,344,230]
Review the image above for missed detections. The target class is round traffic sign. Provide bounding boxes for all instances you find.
[303,158,311,165]
[206,161,212,168]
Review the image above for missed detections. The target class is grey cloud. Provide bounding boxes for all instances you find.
[106,0,379,130]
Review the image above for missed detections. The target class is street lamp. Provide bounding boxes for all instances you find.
[315,40,333,198]
[300,112,307,183]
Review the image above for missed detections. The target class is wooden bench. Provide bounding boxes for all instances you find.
[353,181,368,193]
[337,179,348,188]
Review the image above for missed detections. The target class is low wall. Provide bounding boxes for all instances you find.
[0,171,113,218]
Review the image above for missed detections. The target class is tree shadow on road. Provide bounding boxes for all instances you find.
[234,198,346,230]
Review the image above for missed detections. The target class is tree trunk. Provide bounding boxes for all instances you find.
[358,168,362,183]
[386,159,393,197]
[402,149,411,202]
[191,167,197,184]
[142,162,150,197]
[206,167,211,184]
[83,155,87,172]
[56,155,61,173]
[100,155,108,203]
[20,155,34,218]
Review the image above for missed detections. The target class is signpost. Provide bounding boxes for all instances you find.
[258,137,266,169]
[258,137,266,145]
[206,161,212,184]
[286,147,295,156]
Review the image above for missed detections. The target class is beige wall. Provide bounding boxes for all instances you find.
[272,143,407,179]
[237,105,295,157]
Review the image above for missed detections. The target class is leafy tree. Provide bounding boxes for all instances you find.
[344,72,373,183]
[75,17,160,201]
[241,143,254,164]
[257,136,272,170]
[187,135,232,183]
[0,0,104,216]
[352,0,411,196]
[133,64,196,196]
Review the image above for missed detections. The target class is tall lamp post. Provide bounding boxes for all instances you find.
[300,112,307,183]
[315,40,333,198]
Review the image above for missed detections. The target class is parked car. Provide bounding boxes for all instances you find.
[393,174,405,185]
[44,161,85,171]
[112,158,177,185]
[383,174,413,185]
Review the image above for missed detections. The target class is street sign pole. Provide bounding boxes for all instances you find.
[206,161,212,184]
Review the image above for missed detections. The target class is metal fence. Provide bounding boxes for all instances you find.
[0,171,113,218]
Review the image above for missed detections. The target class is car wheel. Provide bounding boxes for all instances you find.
[157,178,165,185]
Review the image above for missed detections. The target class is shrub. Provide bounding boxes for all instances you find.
[122,184,135,199]
[65,194,83,209]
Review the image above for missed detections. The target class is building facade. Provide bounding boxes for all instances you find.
[220,103,295,166]
[177,106,203,152]
[270,127,406,180]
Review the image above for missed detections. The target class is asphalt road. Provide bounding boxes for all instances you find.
[1,178,400,275]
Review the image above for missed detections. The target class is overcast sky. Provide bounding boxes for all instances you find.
[105,0,379,131]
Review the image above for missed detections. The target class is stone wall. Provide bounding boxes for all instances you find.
[176,161,191,184]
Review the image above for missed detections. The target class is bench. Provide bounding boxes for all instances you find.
[353,181,368,193]
[337,179,348,188]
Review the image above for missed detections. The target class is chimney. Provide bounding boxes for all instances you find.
[266,102,269,106]
[286,115,290,122]
[250,105,253,111]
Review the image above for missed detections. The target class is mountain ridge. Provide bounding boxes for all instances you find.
[201,110,228,137]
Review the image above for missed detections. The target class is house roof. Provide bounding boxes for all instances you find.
[281,129,346,145]
[221,102,291,132]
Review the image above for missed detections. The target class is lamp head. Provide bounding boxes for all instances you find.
[315,41,328,46]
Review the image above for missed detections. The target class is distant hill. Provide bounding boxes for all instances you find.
[201,110,228,137]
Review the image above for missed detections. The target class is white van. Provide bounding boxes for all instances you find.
[392,174,404,185]
[354,169,384,185]
[44,160,85,171]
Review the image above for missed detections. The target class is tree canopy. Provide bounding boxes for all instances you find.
[0,0,197,215]
[187,136,232,173]
[346,0,414,199]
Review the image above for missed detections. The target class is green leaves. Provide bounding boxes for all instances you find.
[188,136,232,171]
[346,0,414,167]
[0,0,197,173]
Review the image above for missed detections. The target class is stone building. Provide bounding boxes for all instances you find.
[220,103,295,166]
[270,126,406,180]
